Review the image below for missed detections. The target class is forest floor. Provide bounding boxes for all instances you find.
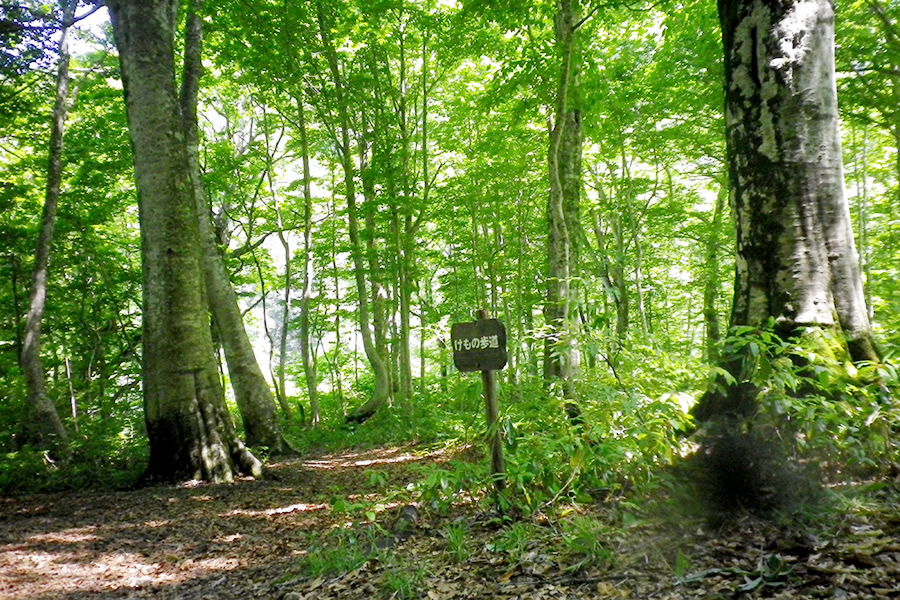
[1,443,899,600]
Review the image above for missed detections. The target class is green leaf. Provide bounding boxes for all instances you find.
[738,576,764,592]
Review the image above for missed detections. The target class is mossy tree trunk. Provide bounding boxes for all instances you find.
[545,0,583,422]
[19,0,76,453]
[109,0,262,482]
[178,0,286,453]
[696,0,880,420]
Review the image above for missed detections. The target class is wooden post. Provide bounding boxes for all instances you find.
[476,309,505,496]
[450,310,507,505]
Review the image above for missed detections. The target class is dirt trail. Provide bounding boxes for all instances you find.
[2,445,899,600]
[0,446,449,600]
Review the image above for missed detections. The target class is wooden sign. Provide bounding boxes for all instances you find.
[451,318,507,372]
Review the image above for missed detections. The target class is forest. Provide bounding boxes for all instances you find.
[1,0,899,598]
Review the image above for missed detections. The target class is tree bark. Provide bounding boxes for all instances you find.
[545,0,582,421]
[296,95,320,426]
[108,0,262,482]
[719,0,878,360]
[19,0,76,452]
[179,0,285,452]
[695,0,880,421]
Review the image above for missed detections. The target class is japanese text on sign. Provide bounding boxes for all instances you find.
[453,335,501,352]
[450,318,507,372]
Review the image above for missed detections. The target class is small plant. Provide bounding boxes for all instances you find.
[486,522,544,563]
[413,461,484,512]
[561,515,613,571]
[443,522,470,562]
[380,558,427,600]
[298,528,373,577]
[365,468,389,489]
[673,549,691,578]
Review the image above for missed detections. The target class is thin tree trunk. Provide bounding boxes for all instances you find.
[418,31,431,401]
[851,126,873,321]
[391,206,407,405]
[545,0,581,421]
[330,191,345,416]
[316,1,391,423]
[296,95,320,426]
[515,196,527,394]
[586,173,624,345]
[20,0,76,451]
[703,185,727,362]
[180,1,286,451]
[276,224,292,412]
[620,153,649,338]
[611,208,629,342]
[361,35,392,403]
[397,15,414,406]
[362,152,390,398]
[257,115,295,419]
[9,255,24,363]
[561,105,583,362]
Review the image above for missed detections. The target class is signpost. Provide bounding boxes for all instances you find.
[451,310,506,498]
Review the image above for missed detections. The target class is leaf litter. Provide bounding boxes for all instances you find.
[1,444,898,599]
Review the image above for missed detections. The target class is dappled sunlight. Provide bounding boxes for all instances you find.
[222,501,329,517]
[0,532,242,600]
[301,444,463,471]
[24,527,100,545]
[0,445,458,599]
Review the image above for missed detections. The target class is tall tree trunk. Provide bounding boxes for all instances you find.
[396,14,414,407]
[418,30,432,401]
[361,36,392,404]
[109,0,262,482]
[275,225,292,410]
[296,96,320,426]
[611,208,629,342]
[695,0,880,421]
[702,185,727,362]
[587,174,628,346]
[258,117,295,419]
[329,191,345,416]
[179,0,285,451]
[561,104,583,359]
[545,0,581,421]
[850,126,873,322]
[619,154,649,338]
[722,0,877,358]
[19,0,76,452]
[316,1,391,423]
[362,154,390,400]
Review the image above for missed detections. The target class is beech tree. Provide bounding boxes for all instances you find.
[179,0,286,452]
[19,0,76,451]
[108,0,262,482]
[545,0,584,421]
[695,0,880,419]
[314,0,392,423]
